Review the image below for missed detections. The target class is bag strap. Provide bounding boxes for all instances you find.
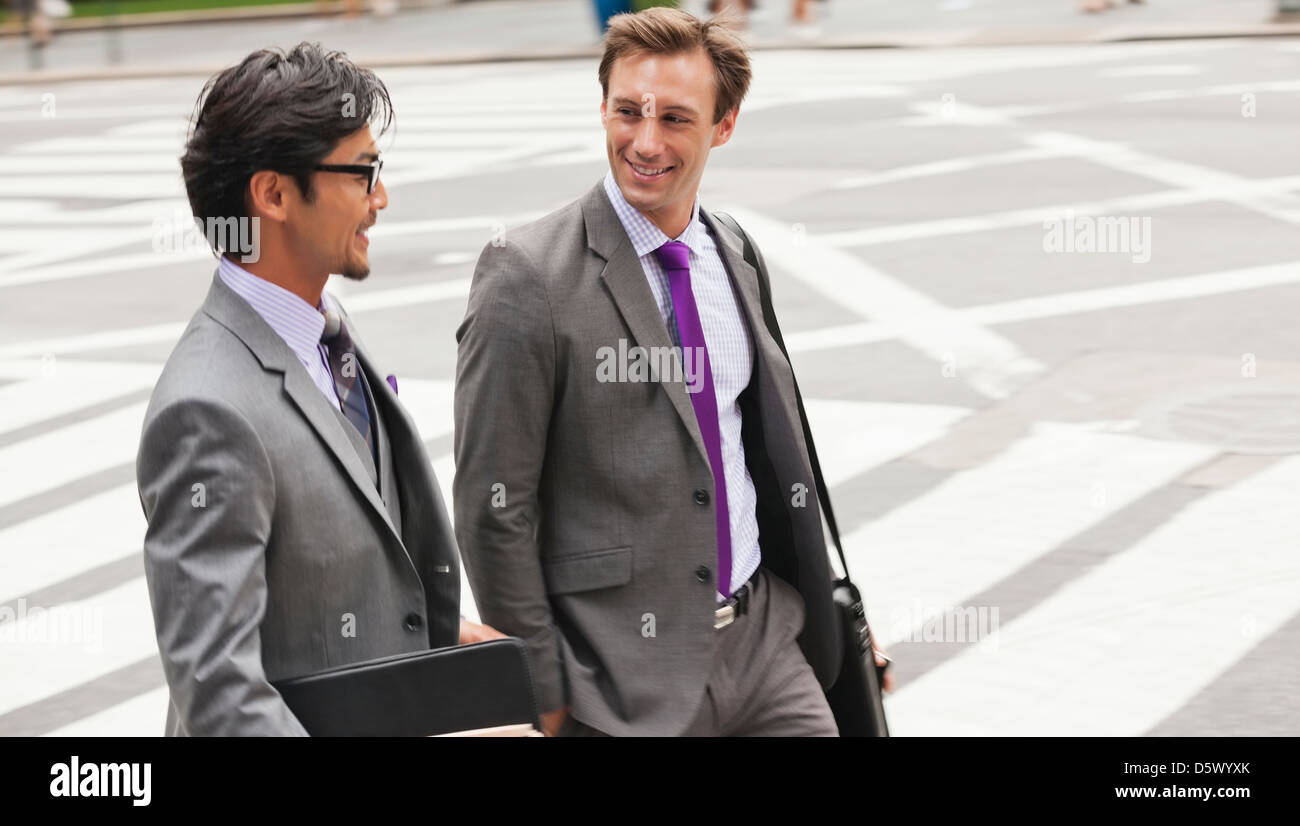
[712,211,851,583]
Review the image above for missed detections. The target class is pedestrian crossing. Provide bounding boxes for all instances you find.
[2,353,1295,736]
[3,43,1297,736]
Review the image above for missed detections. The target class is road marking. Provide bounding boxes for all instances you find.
[0,578,157,718]
[0,402,146,509]
[0,361,160,435]
[834,147,1071,191]
[885,454,1300,736]
[817,176,1300,249]
[725,206,1044,398]
[45,686,168,737]
[1023,131,1300,227]
[850,422,1218,650]
[0,484,142,605]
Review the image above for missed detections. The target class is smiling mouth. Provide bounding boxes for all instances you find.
[627,159,673,179]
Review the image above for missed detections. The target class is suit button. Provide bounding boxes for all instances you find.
[403,613,424,632]
[695,565,711,583]
[693,488,710,506]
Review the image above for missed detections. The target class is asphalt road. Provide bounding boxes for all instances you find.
[1,35,1298,736]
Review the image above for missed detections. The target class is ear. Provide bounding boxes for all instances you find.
[600,96,608,127]
[247,170,293,223]
[710,106,738,149]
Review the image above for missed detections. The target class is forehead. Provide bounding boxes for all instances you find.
[606,48,715,108]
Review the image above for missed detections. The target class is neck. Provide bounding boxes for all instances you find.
[238,249,328,307]
[643,197,695,240]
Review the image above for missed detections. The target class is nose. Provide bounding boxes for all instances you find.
[370,177,388,211]
[631,115,664,161]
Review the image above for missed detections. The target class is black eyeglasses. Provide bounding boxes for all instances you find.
[314,158,383,195]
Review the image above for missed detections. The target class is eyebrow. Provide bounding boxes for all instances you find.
[611,97,700,117]
[353,149,380,162]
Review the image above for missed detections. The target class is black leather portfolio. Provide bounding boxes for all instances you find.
[273,638,541,736]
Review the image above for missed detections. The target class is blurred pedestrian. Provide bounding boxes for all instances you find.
[1081,0,1144,13]
[790,0,821,38]
[709,0,753,26]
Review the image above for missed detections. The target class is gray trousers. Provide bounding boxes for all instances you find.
[559,566,840,737]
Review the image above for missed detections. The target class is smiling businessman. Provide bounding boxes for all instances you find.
[454,8,890,737]
[138,43,502,736]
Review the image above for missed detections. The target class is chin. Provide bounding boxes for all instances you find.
[341,264,371,281]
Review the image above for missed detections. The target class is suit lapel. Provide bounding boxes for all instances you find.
[583,184,710,469]
[201,273,411,568]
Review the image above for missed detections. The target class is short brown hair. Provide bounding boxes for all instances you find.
[598,7,752,124]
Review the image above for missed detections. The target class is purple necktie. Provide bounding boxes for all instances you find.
[654,241,733,599]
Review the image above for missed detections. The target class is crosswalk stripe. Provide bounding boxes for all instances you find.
[0,484,142,605]
[45,686,168,737]
[0,361,160,435]
[0,402,147,510]
[850,423,1220,650]
[725,205,1044,399]
[804,400,970,489]
[0,578,157,718]
[883,454,1300,737]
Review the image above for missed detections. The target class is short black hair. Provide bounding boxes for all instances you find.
[180,42,393,251]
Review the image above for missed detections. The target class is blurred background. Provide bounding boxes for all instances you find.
[2,0,1299,737]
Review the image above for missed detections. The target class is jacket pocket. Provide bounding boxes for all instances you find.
[543,546,633,595]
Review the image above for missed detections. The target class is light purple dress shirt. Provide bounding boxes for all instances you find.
[602,172,762,602]
[217,256,341,409]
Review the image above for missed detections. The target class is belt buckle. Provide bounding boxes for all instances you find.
[713,604,735,630]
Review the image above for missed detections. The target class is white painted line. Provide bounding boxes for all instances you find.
[804,400,971,490]
[725,206,1044,398]
[0,484,142,605]
[44,685,168,737]
[0,325,188,362]
[817,177,1300,249]
[1024,131,1300,227]
[834,147,1069,190]
[0,155,183,174]
[0,105,190,123]
[850,423,1218,651]
[885,453,1300,736]
[1098,64,1203,78]
[964,260,1300,327]
[0,400,146,508]
[0,212,539,290]
[344,279,471,314]
[0,175,184,200]
[0,199,188,226]
[0,249,210,290]
[0,577,157,718]
[0,361,160,434]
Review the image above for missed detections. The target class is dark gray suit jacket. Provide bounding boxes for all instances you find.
[137,273,461,735]
[454,182,843,736]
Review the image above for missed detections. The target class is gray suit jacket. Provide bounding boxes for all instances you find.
[454,181,843,736]
[137,273,461,736]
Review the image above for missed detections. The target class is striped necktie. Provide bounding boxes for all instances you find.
[321,309,376,463]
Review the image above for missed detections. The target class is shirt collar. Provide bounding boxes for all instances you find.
[602,170,707,260]
[217,256,328,366]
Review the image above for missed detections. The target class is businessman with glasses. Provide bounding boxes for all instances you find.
[137,43,502,736]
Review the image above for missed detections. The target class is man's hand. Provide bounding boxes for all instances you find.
[539,706,569,737]
[458,618,508,645]
[873,645,895,694]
